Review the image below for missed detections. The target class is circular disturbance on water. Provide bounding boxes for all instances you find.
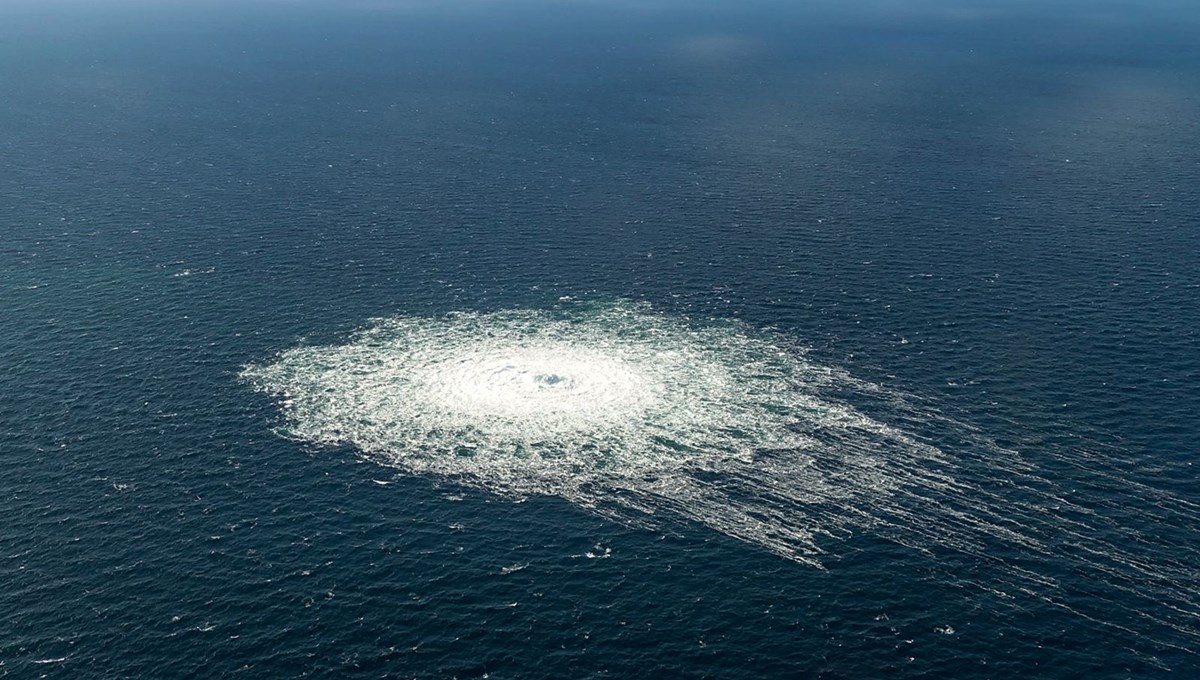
[243,300,1200,657]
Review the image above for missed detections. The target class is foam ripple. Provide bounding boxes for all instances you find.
[242,300,1200,656]
[243,302,829,486]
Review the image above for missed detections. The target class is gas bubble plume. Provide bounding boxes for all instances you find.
[242,300,1200,658]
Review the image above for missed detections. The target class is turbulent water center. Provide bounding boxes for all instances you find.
[241,300,1199,650]
[241,300,914,563]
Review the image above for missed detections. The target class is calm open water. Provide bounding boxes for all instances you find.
[2,1,1199,677]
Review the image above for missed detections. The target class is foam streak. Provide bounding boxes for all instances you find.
[242,300,1199,659]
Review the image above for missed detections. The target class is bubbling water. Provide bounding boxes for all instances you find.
[242,302,836,495]
[242,300,1200,657]
[415,345,658,429]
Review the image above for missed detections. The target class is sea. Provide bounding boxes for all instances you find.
[2,1,1199,677]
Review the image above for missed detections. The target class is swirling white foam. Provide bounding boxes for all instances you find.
[242,300,1200,662]
[257,305,810,479]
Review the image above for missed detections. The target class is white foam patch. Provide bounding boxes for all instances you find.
[242,303,844,502]
[242,300,1200,658]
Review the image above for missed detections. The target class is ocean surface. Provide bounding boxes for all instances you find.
[2,1,1199,677]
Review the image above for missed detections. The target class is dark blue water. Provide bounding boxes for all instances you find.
[3,1,1199,677]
